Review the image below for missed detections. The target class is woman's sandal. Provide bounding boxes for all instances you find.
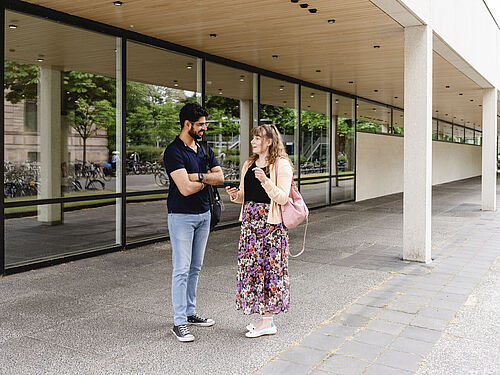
[245,323,277,338]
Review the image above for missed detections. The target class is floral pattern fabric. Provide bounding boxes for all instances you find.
[236,201,290,315]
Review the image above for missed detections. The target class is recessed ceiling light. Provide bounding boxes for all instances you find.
[291,0,299,2]
[173,80,179,87]
[239,75,245,82]
[394,96,398,99]
[373,45,380,49]
[310,93,315,98]
[209,33,217,38]
[374,89,378,92]
[436,110,439,112]
[300,3,309,8]
[272,55,279,59]
[308,8,317,13]
[9,49,15,52]
[445,113,448,116]
[315,69,321,73]
[348,81,354,84]
[130,24,134,28]
[113,1,123,5]
[479,104,482,107]
[279,85,284,91]
[328,19,336,24]
[335,99,339,104]
[453,116,456,118]
[9,24,17,29]
[207,81,212,85]
[344,112,348,115]
[459,93,463,95]
[37,58,44,62]
[186,63,193,70]
[470,99,474,102]
[283,101,287,104]
[307,105,311,108]
[445,85,450,88]
[372,108,376,111]
[218,89,223,95]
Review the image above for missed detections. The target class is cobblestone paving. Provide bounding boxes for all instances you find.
[255,212,500,375]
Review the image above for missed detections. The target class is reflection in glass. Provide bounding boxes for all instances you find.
[300,89,330,207]
[4,10,117,205]
[5,201,116,267]
[432,120,438,140]
[465,128,474,144]
[260,77,299,176]
[439,122,453,141]
[205,62,254,224]
[126,41,200,192]
[392,109,404,135]
[357,100,390,134]
[333,96,355,203]
[331,176,355,203]
[126,195,167,242]
[453,124,464,143]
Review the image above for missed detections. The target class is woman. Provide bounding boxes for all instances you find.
[226,124,293,338]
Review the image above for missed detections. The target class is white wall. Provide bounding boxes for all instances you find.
[356,132,482,201]
[374,0,500,88]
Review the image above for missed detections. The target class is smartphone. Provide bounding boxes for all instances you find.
[224,181,239,189]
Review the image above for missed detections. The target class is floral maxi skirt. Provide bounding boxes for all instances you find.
[235,201,290,315]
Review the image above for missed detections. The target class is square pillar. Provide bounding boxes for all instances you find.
[481,88,498,211]
[403,25,433,263]
[38,66,62,224]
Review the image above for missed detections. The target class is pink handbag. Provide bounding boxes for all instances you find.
[275,158,309,257]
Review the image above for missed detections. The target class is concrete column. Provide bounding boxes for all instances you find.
[239,99,252,166]
[38,66,62,224]
[481,88,498,211]
[403,25,432,263]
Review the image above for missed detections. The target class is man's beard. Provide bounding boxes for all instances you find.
[188,126,203,140]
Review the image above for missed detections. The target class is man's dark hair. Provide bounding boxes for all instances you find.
[179,102,209,130]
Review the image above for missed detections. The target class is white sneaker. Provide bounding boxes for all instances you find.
[246,323,255,331]
[245,323,277,338]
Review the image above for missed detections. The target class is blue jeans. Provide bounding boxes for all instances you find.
[168,211,211,326]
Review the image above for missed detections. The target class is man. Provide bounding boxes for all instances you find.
[163,102,224,342]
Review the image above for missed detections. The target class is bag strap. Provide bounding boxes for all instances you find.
[199,141,215,204]
[287,216,308,258]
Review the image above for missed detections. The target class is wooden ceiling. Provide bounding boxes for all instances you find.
[7,1,497,128]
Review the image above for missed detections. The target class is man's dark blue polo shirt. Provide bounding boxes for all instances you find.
[163,136,219,214]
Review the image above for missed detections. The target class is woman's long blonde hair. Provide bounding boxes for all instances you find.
[247,124,293,169]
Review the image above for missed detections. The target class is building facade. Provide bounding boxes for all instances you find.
[1,0,499,274]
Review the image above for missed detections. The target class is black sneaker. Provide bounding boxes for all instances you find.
[171,324,195,342]
[187,314,215,327]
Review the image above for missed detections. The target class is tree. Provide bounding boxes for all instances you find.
[70,99,111,165]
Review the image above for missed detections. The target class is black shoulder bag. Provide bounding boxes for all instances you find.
[199,141,222,230]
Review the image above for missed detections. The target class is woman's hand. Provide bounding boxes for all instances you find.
[225,186,239,200]
[252,167,268,183]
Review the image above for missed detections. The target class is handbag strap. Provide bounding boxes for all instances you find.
[287,217,308,258]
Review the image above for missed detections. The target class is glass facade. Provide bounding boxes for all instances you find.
[0,5,482,273]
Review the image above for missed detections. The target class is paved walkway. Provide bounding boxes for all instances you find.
[0,177,499,374]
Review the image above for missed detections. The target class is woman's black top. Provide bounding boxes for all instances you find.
[244,161,271,203]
